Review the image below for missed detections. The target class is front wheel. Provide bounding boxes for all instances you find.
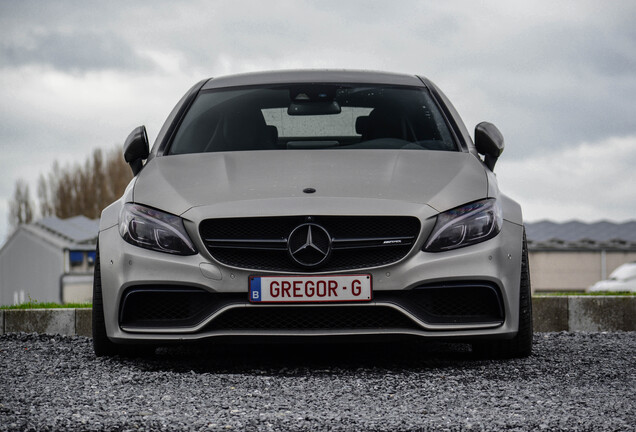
[473,228,533,359]
[92,242,121,357]
[92,242,154,357]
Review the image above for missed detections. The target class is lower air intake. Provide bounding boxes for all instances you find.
[119,287,242,328]
[376,283,504,325]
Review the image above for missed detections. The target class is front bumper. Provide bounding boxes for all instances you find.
[98,216,523,343]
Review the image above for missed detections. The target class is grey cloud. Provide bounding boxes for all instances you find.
[424,11,636,158]
[475,73,636,158]
[508,24,636,77]
[0,31,154,73]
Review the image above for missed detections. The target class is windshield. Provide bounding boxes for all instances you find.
[168,84,457,154]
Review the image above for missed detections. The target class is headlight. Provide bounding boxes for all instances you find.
[423,198,502,252]
[119,203,197,255]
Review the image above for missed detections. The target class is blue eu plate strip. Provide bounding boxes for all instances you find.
[250,277,262,302]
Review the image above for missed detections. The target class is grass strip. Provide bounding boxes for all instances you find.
[1,301,92,310]
[535,291,635,296]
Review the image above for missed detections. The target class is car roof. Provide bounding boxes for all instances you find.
[201,69,427,90]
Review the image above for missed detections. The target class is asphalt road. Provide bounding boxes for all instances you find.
[0,332,634,431]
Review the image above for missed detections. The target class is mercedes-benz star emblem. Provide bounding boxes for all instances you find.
[287,223,332,268]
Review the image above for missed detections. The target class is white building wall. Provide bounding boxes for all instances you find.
[0,229,64,305]
[529,250,636,292]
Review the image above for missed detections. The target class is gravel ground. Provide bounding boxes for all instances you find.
[0,332,634,431]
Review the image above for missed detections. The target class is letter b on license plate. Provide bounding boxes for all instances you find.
[249,274,372,303]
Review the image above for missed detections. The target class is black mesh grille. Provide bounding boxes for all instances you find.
[119,287,243,328]
[206,306,419,331]
[199,216,420,272]
[376,283,504,324]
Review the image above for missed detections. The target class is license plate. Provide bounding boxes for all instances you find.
[249,274,372,303]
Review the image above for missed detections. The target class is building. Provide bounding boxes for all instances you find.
[0,216,99,306]
[526,220,636,292]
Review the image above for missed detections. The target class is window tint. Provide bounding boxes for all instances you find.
[169,85,456,154]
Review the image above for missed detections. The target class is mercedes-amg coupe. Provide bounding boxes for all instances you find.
[93,70,532,358]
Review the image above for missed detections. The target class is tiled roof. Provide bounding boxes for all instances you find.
[0,216,99,256]
[526,220,636,250]
[34,215,99,244]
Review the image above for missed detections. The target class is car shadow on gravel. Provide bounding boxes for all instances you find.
[117,340,481,375]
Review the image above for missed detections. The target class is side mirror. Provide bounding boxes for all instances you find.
[123,126,149,176]
[475,122,504,171]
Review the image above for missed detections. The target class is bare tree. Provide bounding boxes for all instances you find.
[105,147,133,206]
[11,145,134,225]
[8,180,34,227]
[37,174,54,217]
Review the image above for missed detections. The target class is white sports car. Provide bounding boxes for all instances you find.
[588,262,636,293]
[93,70,532,358]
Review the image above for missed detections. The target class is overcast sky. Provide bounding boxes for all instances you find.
[1,0,635,245]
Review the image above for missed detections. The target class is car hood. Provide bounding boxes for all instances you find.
[133,150,488,216]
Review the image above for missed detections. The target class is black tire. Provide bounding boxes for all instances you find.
[92,241,121,357]
[473,228,533,359]
[92,242,155,358]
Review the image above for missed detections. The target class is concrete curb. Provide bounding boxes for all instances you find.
[533,296,635,332]
[75,308,92,337]
[533,297,568,332]
[2,309,91,336]
[0,298,634,336]
[567,296,635,331]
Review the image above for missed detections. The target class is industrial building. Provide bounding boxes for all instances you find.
[526,220,636,292]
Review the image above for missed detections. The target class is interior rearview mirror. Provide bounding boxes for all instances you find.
[475,122,504,171]
[288,101,341,116]
[123,125,150,176]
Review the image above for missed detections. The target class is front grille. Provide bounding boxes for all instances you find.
[199,216,421,272]
[376,283,504,325]
[205,306,419,331]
